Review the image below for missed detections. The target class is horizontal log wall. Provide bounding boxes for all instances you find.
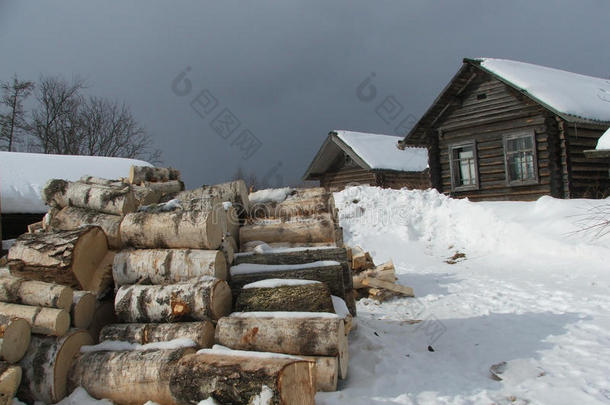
[376,170,430,190]
[320,167,429,191]
[564,126,610,198]
[320,167,377,190]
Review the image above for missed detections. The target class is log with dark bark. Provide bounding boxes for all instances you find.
[7,226,110,292]
[240,213,338,247]
[70,291,96,329]
[113,249,227,286]
[18,329,93,404]
[215,313,349,378]
[50,206,123,249]
[129,166,181,185]
[229,261,346,304]
[42,179,137,215]
[176,180,249,214]
[120,208,223,250]
[0,317,30,363]
[99,321,215,349]
[0,362,21,405]
[234,247,356,315]
[115,277,232,323]
[236,282,335,313]
[0,303,70,336]
[169,352,316,405]
[0,274,73,310]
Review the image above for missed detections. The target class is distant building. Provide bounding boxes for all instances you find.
[400,58,610,200]
[303,130,429,191]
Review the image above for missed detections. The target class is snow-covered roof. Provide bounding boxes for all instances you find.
[475,58,610,123]
[0,151,152,214]
[304,130,428,180]
[596,127,610,150]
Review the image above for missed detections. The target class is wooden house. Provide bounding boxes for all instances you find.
[303,130,429,190]
[399,58,610,201]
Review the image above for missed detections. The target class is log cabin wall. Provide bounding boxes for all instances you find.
[320,167,377,190]
[564,125,610,198]
[433,74,558,201]
[319,167,430,191]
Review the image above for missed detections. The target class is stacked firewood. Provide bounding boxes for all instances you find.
[349,246,414,302]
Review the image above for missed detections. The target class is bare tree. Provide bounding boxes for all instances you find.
[0,75,34,151]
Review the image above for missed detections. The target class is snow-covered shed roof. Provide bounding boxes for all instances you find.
[0,151,152,214]
[304,130,428,180]
[401,58,610,146]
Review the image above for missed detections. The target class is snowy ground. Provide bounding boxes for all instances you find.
[318,186,610,405]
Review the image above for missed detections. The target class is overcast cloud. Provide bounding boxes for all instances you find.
[1,1,609,187]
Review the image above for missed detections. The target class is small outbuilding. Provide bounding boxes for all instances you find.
[400,58,610,200]
[303,130,429,190]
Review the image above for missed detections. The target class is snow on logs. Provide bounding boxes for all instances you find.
[0,303,69,336]
[68,347,195,405]
[99,322,215,349]
[114,277,232,322]
[169,351,316,405]
[0,317,30,363]
[18,329,93,404]
[42,179,137,216]
[49,206,123,249]
[236,280,335,313]
[215,312,349,379]
[7,226,111,293]
[0,362,21,405]
[112,249,227,286]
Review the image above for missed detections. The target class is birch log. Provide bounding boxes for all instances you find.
[0,274,73,310]
[71,291,96,329]
[7,226,109,291]
[0,303,69,336]
[113,249,227,286]
[18,329,93,404]
[120,209,223,249]
[249,190,336,220]
[42,180,137,215]
[129,166,181,185]
[68,347,194,405]
[220,237,235,265]
[50,206,123,249]
[169,352,315,405]
[99,321,215,348]
[131,185,162,206]
[0,363,21,405]
[143,180,184,195]
[114,277,231,322]
[215,313,349,378]
[0,317,30,363]
[176,180,249,213]
[240,213,338,246]
[236,282,335,313]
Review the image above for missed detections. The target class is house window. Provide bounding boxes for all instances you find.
[449,142,478,190]
[504,132,538,184]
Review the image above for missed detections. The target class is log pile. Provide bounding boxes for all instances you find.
[349,246,414,302]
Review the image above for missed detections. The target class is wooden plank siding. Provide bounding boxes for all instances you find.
[564,126,610,198]
[433,75,556,201]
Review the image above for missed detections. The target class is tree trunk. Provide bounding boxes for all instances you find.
[176,180,249,214]
[71,291,96,329]
[0,363,21,405]
[112,249,227,286]
[18,329,93,404]
[99,321,215,349]
[229,261,346,304]
[0,303,70,336]
[7,226,109,292]
[120,209,223,250]
[169,352,316,405]
[236,282,335,313]
[50,206,123,249]
[215,314,348,378]
[114,277,232,323]
[87,299,117,344]
[298,355,338,392]
[0,274,73,310]
[129,166,181,185]
[240,213,338,246]
[0,317,30,363]
[68,347,193,405]
[234,247,356,315]
[42,180,137,216]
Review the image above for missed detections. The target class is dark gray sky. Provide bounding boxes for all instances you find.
[1,1,609,188]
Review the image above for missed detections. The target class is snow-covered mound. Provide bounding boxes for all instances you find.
[0,151,152,214]
[317,186,610,405]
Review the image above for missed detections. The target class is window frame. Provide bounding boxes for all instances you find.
[503,130,539,186]
[448,141,479,191]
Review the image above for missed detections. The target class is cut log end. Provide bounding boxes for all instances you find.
[71,292,96,329]
[0,318,31,363]
[0,363,22,403]
[211,281,233,320]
